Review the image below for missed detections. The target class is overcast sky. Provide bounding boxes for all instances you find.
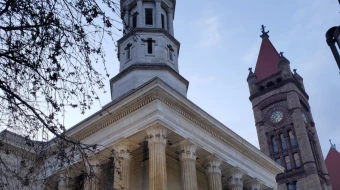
[63,0,340,157]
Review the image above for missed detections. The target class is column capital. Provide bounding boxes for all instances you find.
[167,7,174,13]
[113,139,139,160]
[171,139,197,160]
[226,167,244,190]
[85,157,101,174]
[146,125,167,145]
[203,155,222,174]
[244,179,262,190]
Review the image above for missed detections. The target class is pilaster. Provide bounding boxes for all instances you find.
[204,156,222,190]
[137,0,143,28]
[146,125,168,190]
[167,7,174,35]
[155,0,162,28]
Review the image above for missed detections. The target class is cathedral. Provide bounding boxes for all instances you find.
[0,0,334,190]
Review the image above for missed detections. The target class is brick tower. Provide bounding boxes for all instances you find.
[247,26,332,190]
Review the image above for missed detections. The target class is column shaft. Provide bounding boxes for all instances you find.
[146,125,167,190]
[181,160,198,190]
[207,173,222,190]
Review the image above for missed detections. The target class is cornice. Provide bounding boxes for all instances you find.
[118,28,180,48]
[68,80,283,176]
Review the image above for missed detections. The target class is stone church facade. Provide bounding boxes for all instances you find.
[1,0,331,190]
[247,27,332,190]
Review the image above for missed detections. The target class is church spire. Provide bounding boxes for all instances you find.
[254,25,280,81]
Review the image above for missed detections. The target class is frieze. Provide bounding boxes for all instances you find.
[73,91,244,155]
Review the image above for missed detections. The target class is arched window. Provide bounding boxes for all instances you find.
[280,134,287,150]
[272,137,278,153]
[289,130,297,147]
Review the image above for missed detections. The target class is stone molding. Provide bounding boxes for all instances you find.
[69,85,280,174]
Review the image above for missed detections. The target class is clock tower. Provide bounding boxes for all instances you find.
[247,26,332,190]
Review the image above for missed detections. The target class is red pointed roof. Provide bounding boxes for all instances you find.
[254,37,280,81]
[325,147,340,189]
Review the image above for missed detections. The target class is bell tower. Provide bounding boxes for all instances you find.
[247,26,332,190]
[110,0,188,100]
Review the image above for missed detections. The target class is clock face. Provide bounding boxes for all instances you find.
[270,111,284,123]
[302,113,308,124]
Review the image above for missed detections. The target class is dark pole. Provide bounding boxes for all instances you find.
[326,27,340,71]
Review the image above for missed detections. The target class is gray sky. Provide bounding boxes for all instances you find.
[64,0,340,157]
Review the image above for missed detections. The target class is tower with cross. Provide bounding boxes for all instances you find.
[110,0,188,100]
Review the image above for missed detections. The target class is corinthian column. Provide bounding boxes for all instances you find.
[176,140,198,190]
[146,125,167,190]
[204,156,222,190]
[113,141,136,190]
[85,158,101,190]
[227,168,244,190]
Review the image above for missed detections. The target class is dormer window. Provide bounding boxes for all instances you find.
[145,8,153,25]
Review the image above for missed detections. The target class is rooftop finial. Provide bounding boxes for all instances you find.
[330,139,336,150]
[260,25,270,39]
[248,67,253,72]
[293,69,297,73]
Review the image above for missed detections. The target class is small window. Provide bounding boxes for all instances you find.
[147,40,153,54]
[294,153,301,167]
[294,181,299,190]
[272,137,278,153]
[169,49,173,61]
[126,47,131,60]
[161,14,165,29]
[286,183,292,190]
[280,134,287,150]
[132,14,137,28]
[285,156,292,170]
[145,8,153,25]
[289,131,297,147]
[275,158,281,166]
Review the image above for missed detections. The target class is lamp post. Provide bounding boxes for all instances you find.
[326,0,340,71]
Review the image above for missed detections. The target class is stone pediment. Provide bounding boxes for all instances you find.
[64,77,283,187]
